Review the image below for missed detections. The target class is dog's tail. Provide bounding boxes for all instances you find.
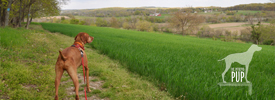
[218,58,225,61]
[59,50,67,61]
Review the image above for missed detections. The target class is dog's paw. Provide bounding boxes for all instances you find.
[87,88,92,92]
[246,81,250,83]
[75,95,79,100]
[223,81,227,83]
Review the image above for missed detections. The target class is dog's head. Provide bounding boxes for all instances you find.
[74,32,94,44]
[249,44,262,51]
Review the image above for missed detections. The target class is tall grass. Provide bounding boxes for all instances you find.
[41,23,275,99]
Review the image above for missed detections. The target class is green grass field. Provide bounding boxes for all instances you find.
[40,23,275,99]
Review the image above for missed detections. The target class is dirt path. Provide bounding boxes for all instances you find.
[61,73,109,100]
[208,22,255,35]
[208,22,247,28]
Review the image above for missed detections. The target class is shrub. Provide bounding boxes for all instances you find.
[198,25,214,38]
[259,23,275,45]
[214,29,224,38]
[79,21,86,25]
[90,19,96,26]
[61,17,65,20]
[110,17,120,28]
[224,30,232,42]
[164,27,172,33]
[122,22,131,30]
[152,24,159,32]
[263,40,274,45]
[61,20,70,24]
[79,19,92,25]
[136,20,152,31]
[232,31,238,40]
[52,17,57,23]
[70,18,79,24]
[95,18,108,27]
[240,28,252,42]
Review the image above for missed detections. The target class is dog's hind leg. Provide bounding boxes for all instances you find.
[245,65,250,83]
[222,62,231,83]
[67,67,80,100]
[55,66,64,100]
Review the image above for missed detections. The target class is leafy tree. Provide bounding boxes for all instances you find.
[0,0,69,28]
[169,11,204,35]
[134,10,141,15]
[70,18,79,24]
[251,22,261,44]
[259,20,275,45]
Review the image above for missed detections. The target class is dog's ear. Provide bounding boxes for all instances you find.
[75,32,83,40]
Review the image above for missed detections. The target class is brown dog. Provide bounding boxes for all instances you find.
[55,32,94,100]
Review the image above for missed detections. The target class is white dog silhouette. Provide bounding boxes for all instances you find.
[218,44,262,83]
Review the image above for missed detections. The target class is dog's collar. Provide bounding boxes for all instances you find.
[72,42,85,50]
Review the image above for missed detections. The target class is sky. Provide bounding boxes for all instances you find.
[61,0,272,10]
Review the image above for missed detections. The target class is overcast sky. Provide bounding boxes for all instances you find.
[61,0,271,10]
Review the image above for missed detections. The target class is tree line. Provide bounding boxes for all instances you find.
[0,0,68,29]
[61,3,275,18]
[226,3,275,11]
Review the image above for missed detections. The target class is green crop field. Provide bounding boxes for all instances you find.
[235,10,262,15]
[40,23,275,99]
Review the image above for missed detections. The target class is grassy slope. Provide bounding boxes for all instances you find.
[0,25,173,99]
[0,26,68,99]
[40,23,275,99]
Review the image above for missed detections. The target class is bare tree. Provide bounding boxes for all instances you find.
[18,0,22,27]
[245,14,254,25]
[4,0,13,27]
[169,11,204,35]
[0,0,2,26]
[255,12,263,23]
[25,0,35,29]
